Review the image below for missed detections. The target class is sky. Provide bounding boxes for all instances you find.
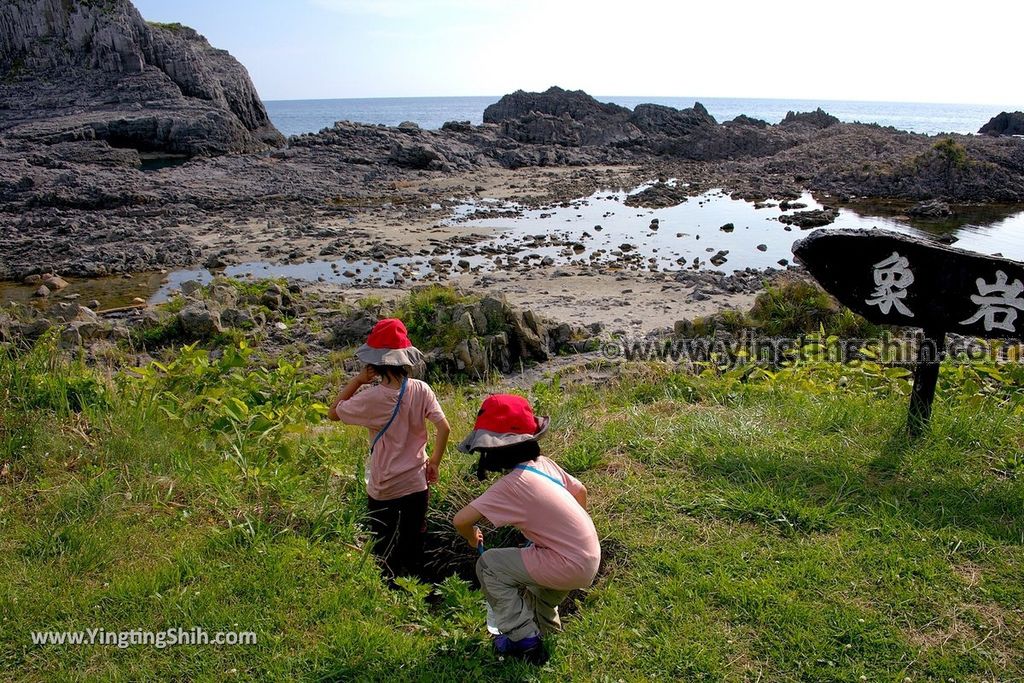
[133,0,1024,107]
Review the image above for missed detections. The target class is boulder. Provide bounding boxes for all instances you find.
[178,302,223,338]
[22,318,52,339]
[978,112,1024,136]
[389,143,447,170]
[59,324,82,349]
[329,314,376,347]
[624,182,690,208]
[180,280,204,297]
[209,284,237,308]
[221,307,256,329]
[453,337,488,376]
[441,120,472,132]
[673,319,695,337]
[778,208,839,228]
[907,199,953,217]
[507,309,549,361]
[42,274,69,290]
[485,332,513,372]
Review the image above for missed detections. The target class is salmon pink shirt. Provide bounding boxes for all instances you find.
[334,379,446,501]
[470,456,601,591]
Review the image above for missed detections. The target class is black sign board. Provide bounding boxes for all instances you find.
[792,228,1024,435]
[793,229,1024,339]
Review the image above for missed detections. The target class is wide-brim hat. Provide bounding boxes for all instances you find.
[457,394,550,453]
[355,318,423,366]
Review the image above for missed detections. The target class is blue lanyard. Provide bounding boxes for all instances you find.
[369,377,408,455]
[514,464,565,488]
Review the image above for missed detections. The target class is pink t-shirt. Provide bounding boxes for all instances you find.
[334,379,446,501]
[470,456,600,591]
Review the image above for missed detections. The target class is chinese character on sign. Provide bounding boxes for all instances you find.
[866,251,915,317]
[960,270,1024,333]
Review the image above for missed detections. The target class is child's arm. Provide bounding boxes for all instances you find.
[453,504,484,549]
[425,416,450,484]
[328,366,377,421]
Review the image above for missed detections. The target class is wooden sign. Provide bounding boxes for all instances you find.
[792,228,1024,435]
[793,229,1024,338]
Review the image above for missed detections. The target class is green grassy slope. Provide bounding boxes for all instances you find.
[1,338,1022,682]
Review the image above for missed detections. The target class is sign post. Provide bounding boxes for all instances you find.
[792,228,1024,436]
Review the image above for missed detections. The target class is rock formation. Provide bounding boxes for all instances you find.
[979,112,1024,137]
[0,0,284,156]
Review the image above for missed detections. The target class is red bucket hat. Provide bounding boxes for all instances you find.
[457,394,550,453]
[355,318,423,367]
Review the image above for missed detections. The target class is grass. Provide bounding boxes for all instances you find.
[392,285,502,352]
[692,278,882,338]
[1,337,1022,681]
[146,21,188,33]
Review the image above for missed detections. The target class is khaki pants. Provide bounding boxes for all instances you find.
[476,547,568,642]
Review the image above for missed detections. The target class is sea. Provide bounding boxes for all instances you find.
[264,95,1019,138]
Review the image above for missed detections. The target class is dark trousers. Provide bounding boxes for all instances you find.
[366,489,428,579]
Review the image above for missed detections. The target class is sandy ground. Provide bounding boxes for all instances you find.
[452,267,756,335]
[313,265,757,337]
[184,165,650,262]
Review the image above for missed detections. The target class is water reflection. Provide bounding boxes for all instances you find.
[452,186,1024,272]
[3,184,1023,307]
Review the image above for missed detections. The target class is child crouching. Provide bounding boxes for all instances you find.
[453,394,600,664]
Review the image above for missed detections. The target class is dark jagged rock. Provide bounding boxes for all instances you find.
[780,108,840,129]
[629,102,717,135]
[624,181,690,208]
[487,88,642,147]
[979,112,1024,136]
[389,142,447,170]
[908,199,953,217]
[727,114,769,128]
[484,86,631,125]
[0,0,284,156]
[485,88,800,160]
[778,208,839,228]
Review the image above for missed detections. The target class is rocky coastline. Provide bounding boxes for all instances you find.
[2,0,1024,328]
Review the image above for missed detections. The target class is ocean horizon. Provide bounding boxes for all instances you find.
[264,94,1023,139]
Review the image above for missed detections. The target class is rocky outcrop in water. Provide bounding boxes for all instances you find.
[484,87,637,145]
[780,108,840,129]
[979,112,1024,137]
[0,0,284,156]
[481,87,804,161]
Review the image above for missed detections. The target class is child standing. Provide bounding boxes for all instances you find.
[330,318,450,580]
[453,394,600,664]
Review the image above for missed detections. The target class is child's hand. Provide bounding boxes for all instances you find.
[426,460,439,485]
[471,526,484,550]
[355,366,377,385]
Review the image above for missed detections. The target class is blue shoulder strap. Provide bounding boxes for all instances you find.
[514,464,566,488]
[369,377,408,455]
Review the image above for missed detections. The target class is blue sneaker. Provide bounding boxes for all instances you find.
[494,634,547,664]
